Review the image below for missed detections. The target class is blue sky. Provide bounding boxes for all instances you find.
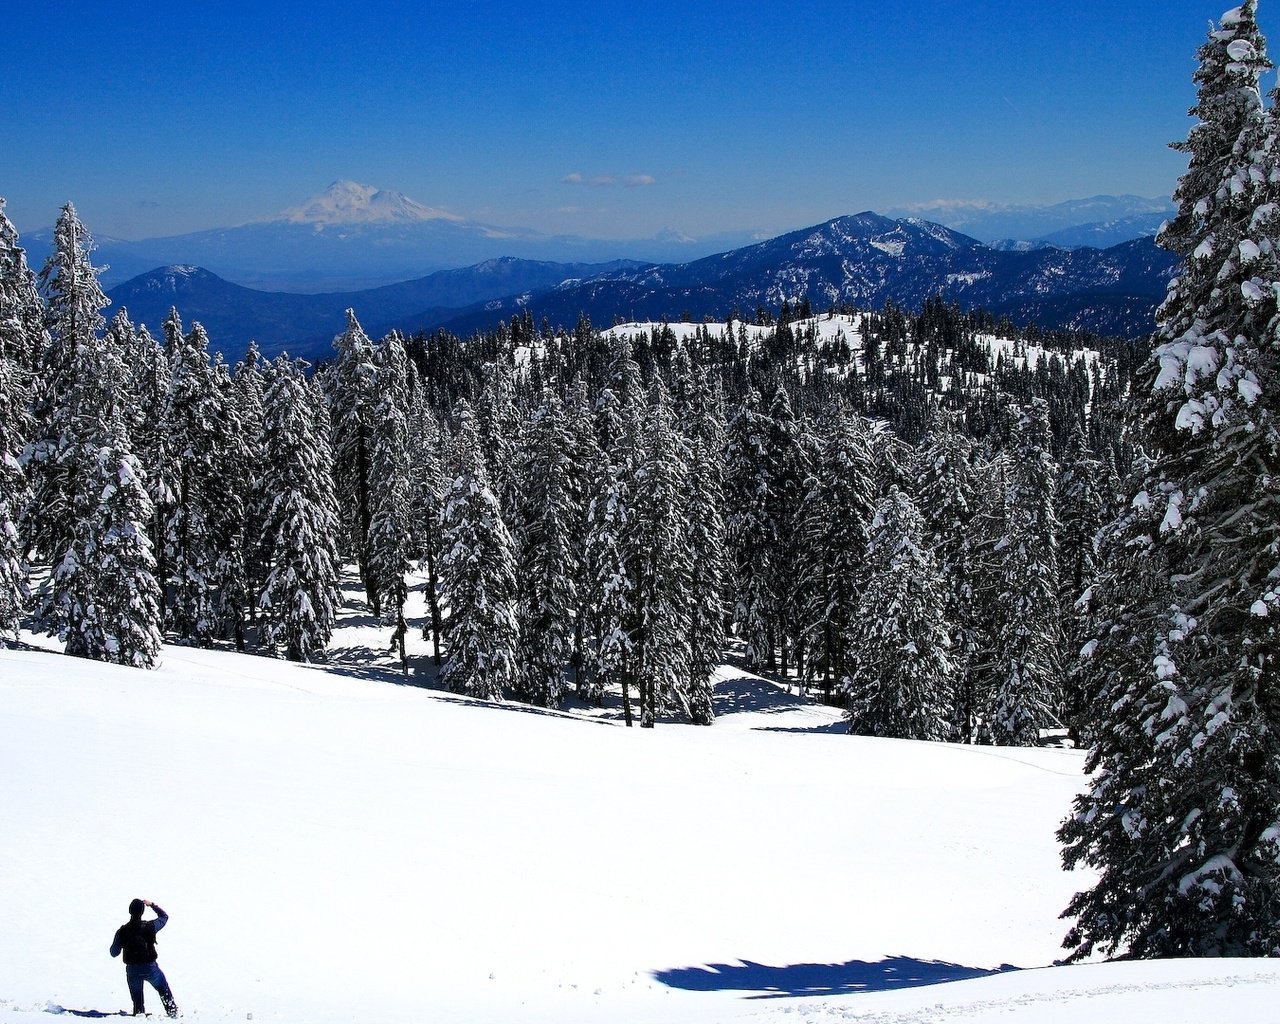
[3,1,1273,241]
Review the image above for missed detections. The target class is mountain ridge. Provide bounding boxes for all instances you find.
[106,212,1178,362]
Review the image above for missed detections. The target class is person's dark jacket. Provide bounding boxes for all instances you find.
[110,906,168,966]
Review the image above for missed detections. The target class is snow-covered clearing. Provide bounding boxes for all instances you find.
[1,572,1275,1023]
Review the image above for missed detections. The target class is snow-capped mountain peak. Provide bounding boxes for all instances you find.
[270,179,464,226]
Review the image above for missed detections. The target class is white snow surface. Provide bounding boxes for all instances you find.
[1,571,1277,1023]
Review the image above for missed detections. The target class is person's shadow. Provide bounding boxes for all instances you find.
[44,1008,128,1018]
[653,955,1019,999]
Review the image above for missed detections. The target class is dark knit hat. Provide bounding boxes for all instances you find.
[128,899,145,918]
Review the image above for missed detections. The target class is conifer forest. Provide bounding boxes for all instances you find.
[1,1,1278,966]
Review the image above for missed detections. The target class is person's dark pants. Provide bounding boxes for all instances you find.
[125,961,177,1017]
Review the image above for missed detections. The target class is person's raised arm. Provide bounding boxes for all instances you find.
[146,900,169,932]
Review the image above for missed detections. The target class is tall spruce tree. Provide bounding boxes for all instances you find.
[368,333,414,670]
[257,357,342,663]
[326,310,378,610]
[841,486,952,740]
[438,401,521,700]
[796,405,877,703]
[987,400,1063,746]
[514,389,578,708]
[1061,2,1280,960]
[627,378,694,727]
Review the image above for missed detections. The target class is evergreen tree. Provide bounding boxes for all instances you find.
[796,405,877,703]
[406,390,447,666]
[368,333,414,670]
[914,418,981,740]
[841,487,952,740]
[987,400,1063,746]
[514,389,578,707]
[627,379,694,727]
[438,401,520,700]
[25,203,109,562]
[326,309,378,610]
[672,360,727,725]
[161,319,224,644]
[0,353,31,641]
[37,327,162,666]
[257,357,342,663]
[1061,3,1280,960]
[582,353,641,716]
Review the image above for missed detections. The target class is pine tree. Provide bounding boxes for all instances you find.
[161,318,224,644]
[513,389,578,708]
[0,353,30,641]
[1061,3,1280,961]
[672,360,727,725]
[406,390,448,666]
[438,401,520,700]
[582,352,641,716]
[841,487,952,740]
[257,357,342,663]
[628,378,694,727]
[987,400,1063,746]
[326,309,378,610]
[914,417,981,740]
[368,333,413,670]
[796,405,877,703]
[25,203,109,563]
[38,326,162,666]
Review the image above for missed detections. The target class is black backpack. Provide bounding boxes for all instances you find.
[119,920,157,964]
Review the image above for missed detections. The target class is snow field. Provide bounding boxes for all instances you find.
[1,576,1276,1022]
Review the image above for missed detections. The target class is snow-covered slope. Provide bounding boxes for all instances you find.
[1,574,1276,1024]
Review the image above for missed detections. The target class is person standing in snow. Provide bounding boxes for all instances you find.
[110,899,178,1017]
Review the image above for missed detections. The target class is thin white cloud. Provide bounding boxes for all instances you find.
[563,172,658,188]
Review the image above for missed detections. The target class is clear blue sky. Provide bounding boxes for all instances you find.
[3,1,1273,241]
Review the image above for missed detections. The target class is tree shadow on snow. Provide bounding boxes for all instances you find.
[653,955,1020,999]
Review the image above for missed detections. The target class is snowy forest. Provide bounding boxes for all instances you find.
[0,0,1278,966]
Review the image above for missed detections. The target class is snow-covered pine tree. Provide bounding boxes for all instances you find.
[841,486,952,740]
[671,357,727,725]
[0,198,47,374]
[627,378,694,727]
[987,399,1063,746]
[914,417,981,740]
[796,404,877,703]
[724,387,775,672]
[0,351,31,641]
[1061,2,1280,960]
[161,318,224,644]
[257,356,342,663]
[563,375,601,695]
[25,203,109,563]
[1056,421,1107,737]
[38,325,162,666]
[368,332,413,671]
[326,309,378,611]
[208,353,252,648]
[0,201,38,639]
[513,388,578,708]
[406,389,447,665]
[582,350,641,716]
[438,401,520,700]
[232,343,268,627]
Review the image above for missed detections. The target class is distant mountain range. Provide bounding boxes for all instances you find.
[889,195,1176,248]
[27,180,757,292]
[106,212,1179,364]
[23,182,1175,293]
